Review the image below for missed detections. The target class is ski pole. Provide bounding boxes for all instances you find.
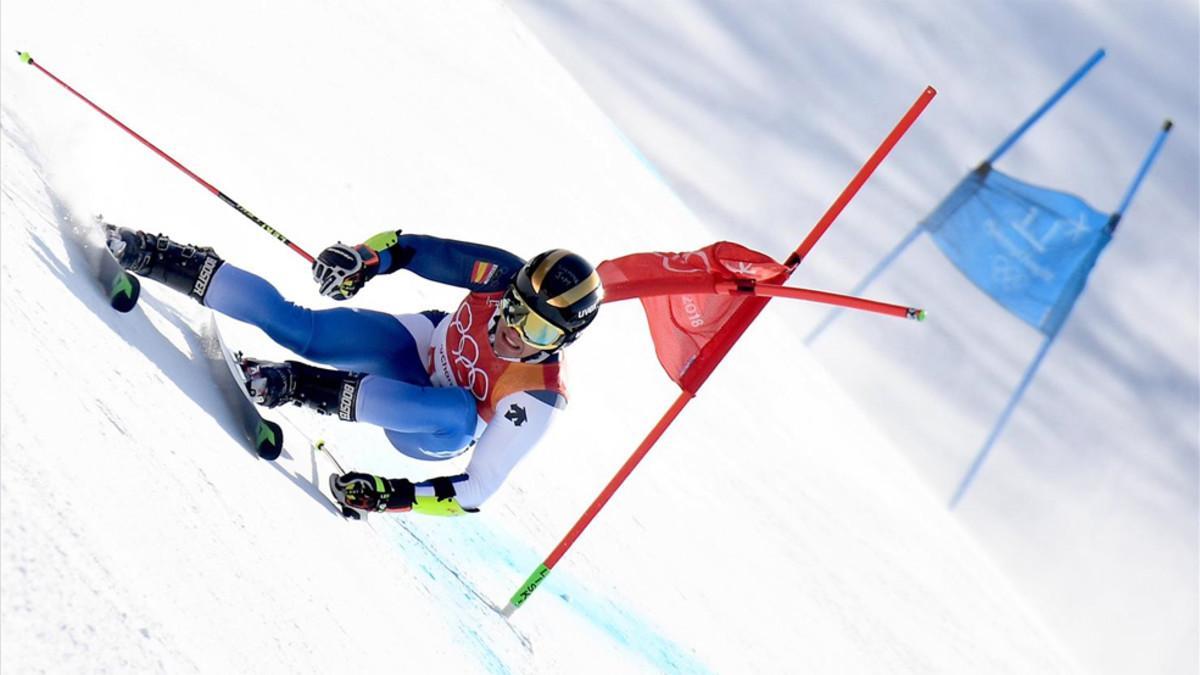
[16,51,315,264]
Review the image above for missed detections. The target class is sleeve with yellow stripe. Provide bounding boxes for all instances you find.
[358,230,525,292]
[374,474,479,517]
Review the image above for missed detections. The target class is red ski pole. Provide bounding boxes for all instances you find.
[16,51,315,264]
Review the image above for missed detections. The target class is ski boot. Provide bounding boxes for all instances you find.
[239,357,364,422]
[104,224,223,304]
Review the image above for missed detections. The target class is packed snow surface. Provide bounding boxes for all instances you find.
[1,1,1162,673]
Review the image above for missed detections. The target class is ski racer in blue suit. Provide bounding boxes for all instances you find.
[106,226,603,517]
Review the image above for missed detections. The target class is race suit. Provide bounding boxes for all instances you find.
[202,232,567,514]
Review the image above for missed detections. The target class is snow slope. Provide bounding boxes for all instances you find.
[2,1,1079,673]
[508,3,1200,674]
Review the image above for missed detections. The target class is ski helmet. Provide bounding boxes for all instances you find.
[503,249,603,350]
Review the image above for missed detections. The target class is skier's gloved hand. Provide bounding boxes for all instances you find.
[337,473,381,510]
[312,243,380,300]
[332,472,416,512]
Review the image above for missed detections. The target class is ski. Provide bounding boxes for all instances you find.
[199,315,285,460]
[72,217,141,312]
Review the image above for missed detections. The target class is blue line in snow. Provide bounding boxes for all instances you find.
[608,120,671,186]
[380,516,712,674]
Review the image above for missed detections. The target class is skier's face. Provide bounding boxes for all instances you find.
[495,313,544,359]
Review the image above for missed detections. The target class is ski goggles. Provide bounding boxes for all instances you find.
[500,287,567,350]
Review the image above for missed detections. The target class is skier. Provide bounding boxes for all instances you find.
[105,226,603,516]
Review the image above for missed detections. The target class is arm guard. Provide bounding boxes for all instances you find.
[411,475,478,517]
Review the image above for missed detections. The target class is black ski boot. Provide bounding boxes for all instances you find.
[240,358,364,422]
[104,224,224,304]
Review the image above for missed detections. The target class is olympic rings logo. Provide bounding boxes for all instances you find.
[450,302,491,401]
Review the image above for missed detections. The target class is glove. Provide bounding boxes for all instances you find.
[312,243,380,300]
[332,472,415,512]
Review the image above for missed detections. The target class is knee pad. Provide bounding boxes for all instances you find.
[385,428,475,461]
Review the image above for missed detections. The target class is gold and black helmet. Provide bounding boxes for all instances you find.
[503,249,603,350]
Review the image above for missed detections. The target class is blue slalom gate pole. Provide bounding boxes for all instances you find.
[805,223,923,345]
[949,332,1058,508]
[985,48,1106,166]
[1110,120,1174,230]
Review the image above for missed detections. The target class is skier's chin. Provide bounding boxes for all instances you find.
[496,326,526,358]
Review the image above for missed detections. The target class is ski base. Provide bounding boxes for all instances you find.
[201,315,285,460]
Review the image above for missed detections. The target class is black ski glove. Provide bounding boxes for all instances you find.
[312,243,380,300]
[334,472,416,512]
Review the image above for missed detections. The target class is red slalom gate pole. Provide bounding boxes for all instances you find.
[501,391,693,617]
[717,281,926,321]
[501,85,937,617]
[680,84,937,396]
[16,51,315,263]
[787,86,937,268]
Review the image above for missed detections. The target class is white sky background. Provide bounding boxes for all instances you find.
[508,2,1198,674]
[0,0,1192,673]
